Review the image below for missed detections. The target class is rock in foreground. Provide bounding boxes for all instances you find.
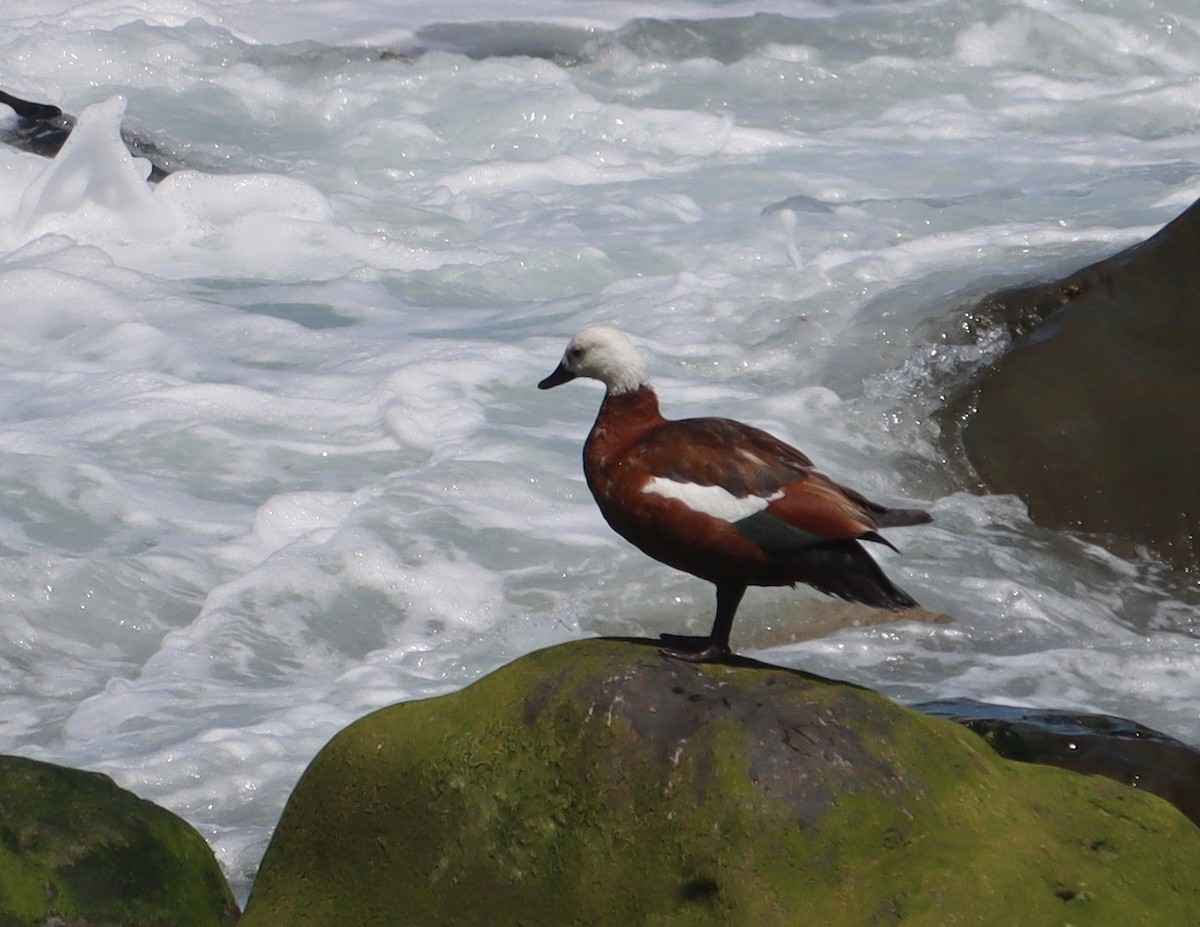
[243,639,1200,927]
[0,754,238,927]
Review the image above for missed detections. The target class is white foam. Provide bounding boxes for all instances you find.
[12,97,173,241]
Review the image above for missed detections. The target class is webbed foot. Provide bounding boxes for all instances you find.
[658,634,731,663]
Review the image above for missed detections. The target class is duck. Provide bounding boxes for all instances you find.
[538,325,932,663]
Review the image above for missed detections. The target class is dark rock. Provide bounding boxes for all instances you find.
[0,89,76,161]
[0,90,63,122]
[947,195,1200,570]
[0,753,239,926]
[241,638,1200,927]
[916,698,1200,827]
[1,88,188,182]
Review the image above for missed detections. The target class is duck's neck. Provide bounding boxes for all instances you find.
[584,385,664,469]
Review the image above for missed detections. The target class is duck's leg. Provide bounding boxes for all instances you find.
[659,582,746,663]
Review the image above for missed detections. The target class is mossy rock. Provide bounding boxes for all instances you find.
[0,754,238,927]
[242,639,1200,926]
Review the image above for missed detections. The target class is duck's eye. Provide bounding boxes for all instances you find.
[567,346,584,362]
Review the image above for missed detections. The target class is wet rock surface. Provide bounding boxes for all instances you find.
[949,195,1200,570]
[916,698,1200,827]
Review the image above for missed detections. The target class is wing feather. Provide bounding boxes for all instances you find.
[621,415,924,555]
[631,417,813,497]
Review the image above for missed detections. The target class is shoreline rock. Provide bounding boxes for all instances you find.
[0,754,239,927]
[916,697,1200,828]
[948,195,1200,571]
[240,638,1200,926]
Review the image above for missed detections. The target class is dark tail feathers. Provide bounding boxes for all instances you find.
[798,540,919,610]
[874,505,933,529]
[836,481,933,530]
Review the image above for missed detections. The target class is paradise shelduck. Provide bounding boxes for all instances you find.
[539,326,932,662]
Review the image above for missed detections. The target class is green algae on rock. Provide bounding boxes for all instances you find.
[917,698,1200,828]
[242,639,1200,927]
[0,754,238,927]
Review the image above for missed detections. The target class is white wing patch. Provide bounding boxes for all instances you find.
[642,476,782,522]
